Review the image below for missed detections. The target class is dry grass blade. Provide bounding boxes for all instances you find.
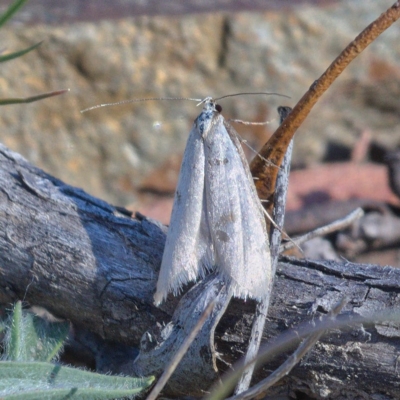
[0,89,70,106]
[250,1,400,217]
[0,0,29,28]
[227,298,347,400]
[146,300,216,400]
[205,302,400,400]
[0,41,43,63]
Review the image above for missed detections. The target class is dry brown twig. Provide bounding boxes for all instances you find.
[251,1,400,219]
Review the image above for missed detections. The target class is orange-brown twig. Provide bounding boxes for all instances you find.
[251,1,400,217]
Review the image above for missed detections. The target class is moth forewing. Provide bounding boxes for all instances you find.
[154,99,271,305]
[154,126,208,306]
[203,114,271,301]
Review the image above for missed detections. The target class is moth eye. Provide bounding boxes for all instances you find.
[215,104,222,113]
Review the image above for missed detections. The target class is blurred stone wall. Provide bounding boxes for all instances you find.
[0,0,399,219]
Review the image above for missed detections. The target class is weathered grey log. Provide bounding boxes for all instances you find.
[1,143,400,399]
[0,143,171,344]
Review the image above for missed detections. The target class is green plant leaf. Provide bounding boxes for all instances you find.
[0,0,30,28]
[4,302,69,362]
[0,41,42,63]
[7,301,22,361]
[0,89,69,106]
[0,361,154,399]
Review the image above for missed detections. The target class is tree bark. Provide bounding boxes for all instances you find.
[1,143,399,399]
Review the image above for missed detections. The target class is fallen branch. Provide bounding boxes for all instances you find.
[1,144,400,398]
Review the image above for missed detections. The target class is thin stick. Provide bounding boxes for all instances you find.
[280,207,364,252]
[251,1,400,218]
[234,107,293,394]
[146,300,216,400]
[270,106,294,252]
[227,298,347,400]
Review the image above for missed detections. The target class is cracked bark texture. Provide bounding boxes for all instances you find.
[1,143,400,399]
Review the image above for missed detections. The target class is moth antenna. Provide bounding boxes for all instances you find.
[81,96,202,113]
[215,92,290,101]
[82,92,289,113]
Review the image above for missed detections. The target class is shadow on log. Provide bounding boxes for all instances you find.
[1,143,399,399]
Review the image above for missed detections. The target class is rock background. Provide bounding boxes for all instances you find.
[0,0,399,222]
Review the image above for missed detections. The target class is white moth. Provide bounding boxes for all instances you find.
[154,98,271,306]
